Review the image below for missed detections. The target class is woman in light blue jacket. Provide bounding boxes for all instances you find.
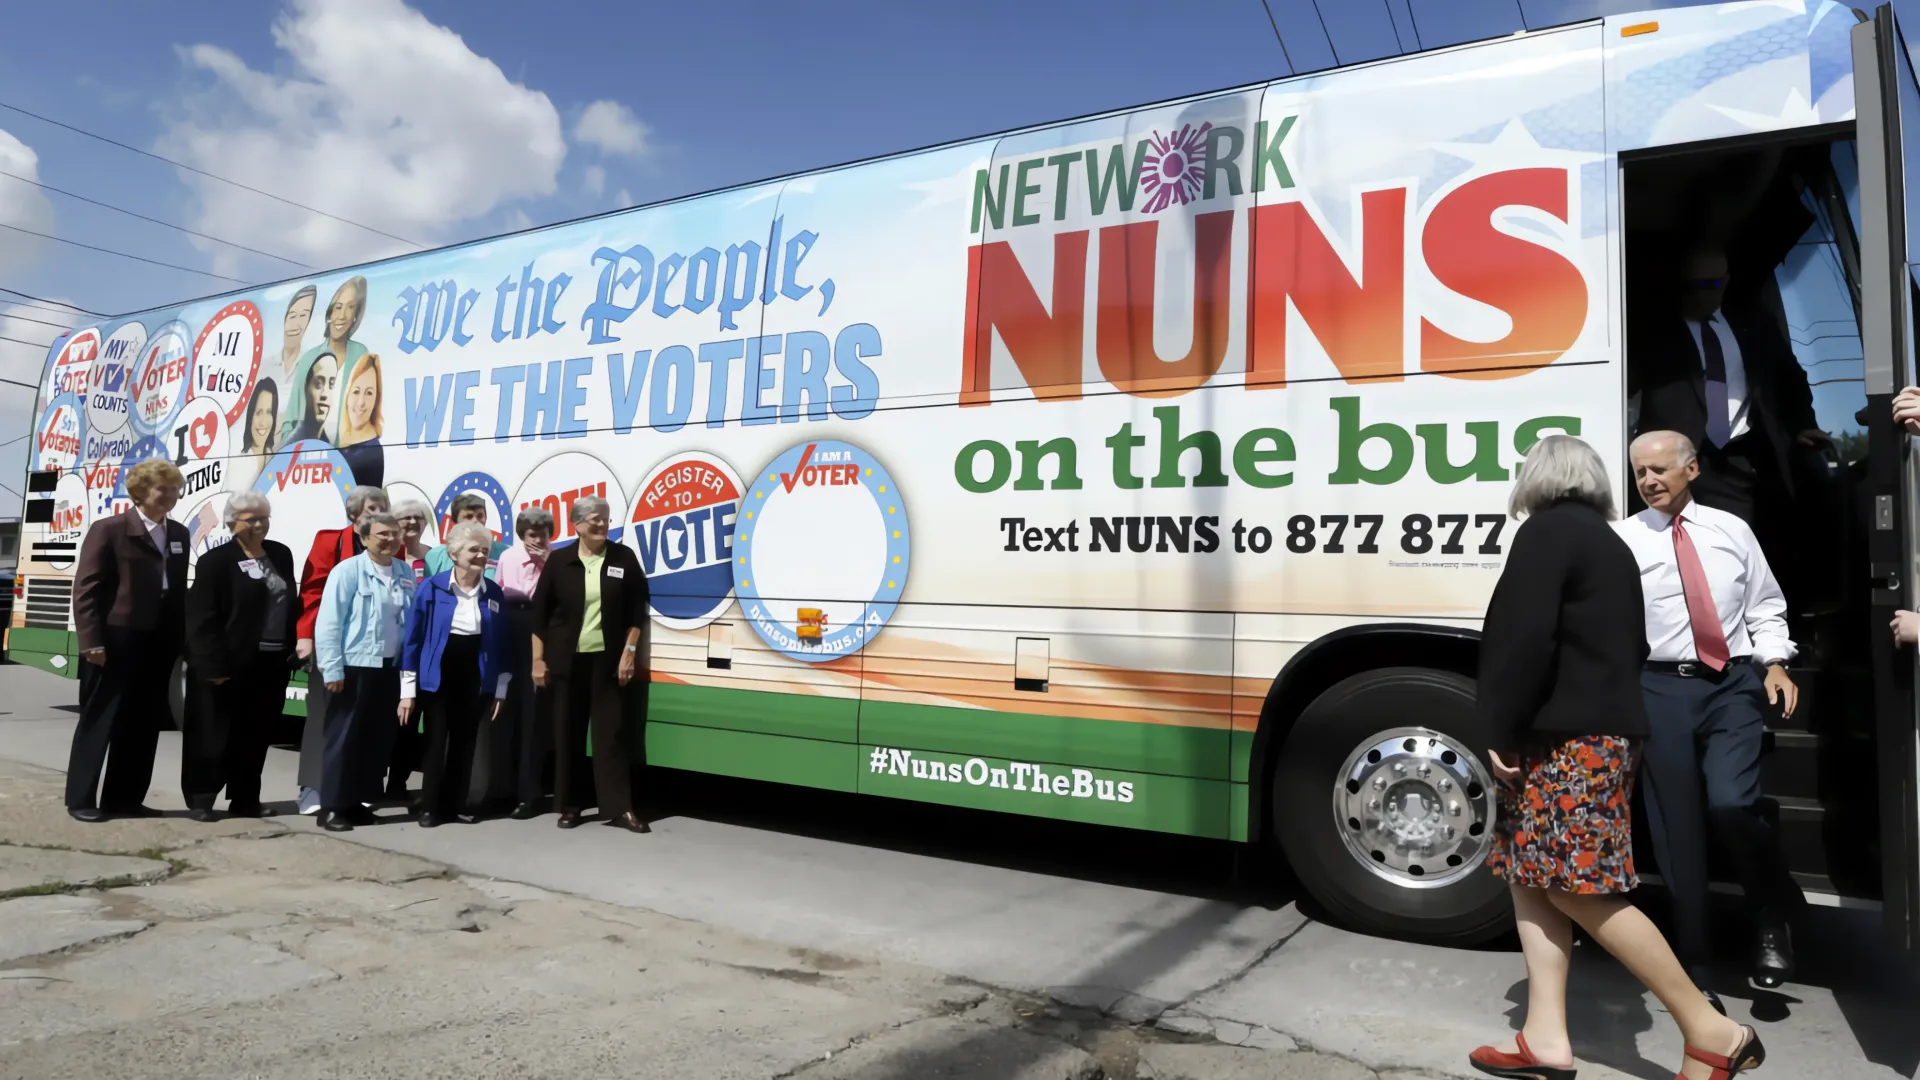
[398,522,512,827]
[313,511,415,832]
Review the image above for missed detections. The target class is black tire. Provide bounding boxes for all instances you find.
[1271,666,1512,946]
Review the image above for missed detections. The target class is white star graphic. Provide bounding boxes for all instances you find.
[1428,118,1604,175]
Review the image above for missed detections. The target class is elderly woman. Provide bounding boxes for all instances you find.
[182,492,299,820]
[294,484,388,815]
[1470,435,1761,1080]
[398,522,512,827]
[67,459,189,822]
[394,499,436,580]
[497,506,555,819]
[424,492,509,579]
[530,495,650,833]
[313,511,415,832]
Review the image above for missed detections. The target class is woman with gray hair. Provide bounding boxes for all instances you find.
[294,484,388,815]
[529,494,651,832]
[182,492,300,820]
[1468,435,1760,1079]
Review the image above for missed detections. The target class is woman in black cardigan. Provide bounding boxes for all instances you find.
[1469,435,1761,1080]
[183,491,301,820]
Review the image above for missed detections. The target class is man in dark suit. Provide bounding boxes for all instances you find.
[67,459,190,821]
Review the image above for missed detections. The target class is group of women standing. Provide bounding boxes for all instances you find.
[169,484,652,835]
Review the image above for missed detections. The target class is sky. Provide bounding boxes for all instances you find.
[0,0,1906,515]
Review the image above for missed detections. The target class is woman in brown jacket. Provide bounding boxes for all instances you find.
[529,495,650,833]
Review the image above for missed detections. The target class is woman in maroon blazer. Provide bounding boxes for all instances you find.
[67,459,190,822]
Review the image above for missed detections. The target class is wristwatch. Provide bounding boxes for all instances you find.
[623,644,638,653]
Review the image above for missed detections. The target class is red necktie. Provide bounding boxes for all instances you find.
[1672,515,1730,670]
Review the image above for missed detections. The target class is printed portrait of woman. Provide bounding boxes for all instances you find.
[226,377,281,492]
[280,275,368,447]
[335,353,385,489]
[280,285,316,385]
[289,352,340,445]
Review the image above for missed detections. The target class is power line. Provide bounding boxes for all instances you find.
[1308,0,1342,65]
[0,221,249,284]
[0,168,313,269]
[0,97,424,249]
[1406,0,1426,50]
[0,309,76,332]
[0,286,103,317]
[1513,0,1529,32]
[0,371,43,390]
[1254,0,1297,72]
[1382,0,1407,53]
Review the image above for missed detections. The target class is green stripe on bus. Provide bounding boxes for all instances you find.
[646,722,855,792]
[857,698,1230,780]
[650,681,858,742]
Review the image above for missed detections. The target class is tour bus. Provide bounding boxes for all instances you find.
[12,0,1920,957]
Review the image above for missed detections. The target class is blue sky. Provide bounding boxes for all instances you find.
[0,0,1906,512]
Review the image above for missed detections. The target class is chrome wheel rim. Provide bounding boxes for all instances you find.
[1331,727,1496,889]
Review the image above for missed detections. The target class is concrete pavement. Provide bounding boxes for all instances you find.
[1,662,1915,1078]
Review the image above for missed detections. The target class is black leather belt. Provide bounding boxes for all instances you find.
[1644,656,1751,679]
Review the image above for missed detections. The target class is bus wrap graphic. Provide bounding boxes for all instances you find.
[629,451,741,630]
[34,394,85,474]
[435,472,512,543]
[735,440,910,663]
[129,320,194,439]
[87,322,143,438]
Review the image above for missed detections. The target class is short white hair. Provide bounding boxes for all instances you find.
[1629,429,1698,467]
[223,491,271,526]
[570,495,611,526]
[1508,435,1617,520]
[390,498,431,522]
[345,485,388,520]
[445,521,493,552]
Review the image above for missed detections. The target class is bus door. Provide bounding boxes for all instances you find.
[1853,4,1920,962]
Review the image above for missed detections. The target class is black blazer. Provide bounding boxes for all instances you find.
[1477,499,1651,754]
[73,510,191,654]
[529,540,649,672]
[185,539,299,679]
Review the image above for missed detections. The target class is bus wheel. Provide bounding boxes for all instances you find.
[167,657,187,731]
[1271,666,1511,946]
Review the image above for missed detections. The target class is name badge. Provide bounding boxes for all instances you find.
[607,566,625,579]
[240,559,263,579]
[169,541,184,554]
[486,598,499,613]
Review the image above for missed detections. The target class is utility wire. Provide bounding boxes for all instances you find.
[1406,0,1426,50]
[1513,0,1529,32]
[1382,0,1408,53]
[1308,0,1342,65]
[1254,0,1297,72]
[0,309,76,332]
[0,97,423,249]
[0,286,103,317]
[0,169,312,269]
[0,221,249,284]
[0,372,43,390]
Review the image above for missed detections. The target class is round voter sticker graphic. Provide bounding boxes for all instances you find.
[43,327,99,400]
[385,481,440,547]
[510,454,625,548]
[735,440,911,663]
[436,471,513,544]
[33,394,85,473]
[169,396,230,500]
[130,320,194,438]
[87,321,144,437]
[253,440,354,549]
[81,457,128,525]
[627,451,742,630]
[46,472,88,570]
[111,435,170,500]
[192,300,263,424]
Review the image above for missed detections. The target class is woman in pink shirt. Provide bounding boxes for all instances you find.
[498,507,555,818]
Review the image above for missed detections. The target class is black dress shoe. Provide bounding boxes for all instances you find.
[67,807,107,823]
[187,808,219,823]
[109,805,164,818]
[1753,915,1795,988]
[319,811,354,832]
[509,800,541,820]
[556,810,583,829]
[417,812,443,828]
[226,805,275,818]
[345,805,379,826]
[607,812,651,834]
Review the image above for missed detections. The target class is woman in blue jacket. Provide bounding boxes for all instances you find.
[398,521,512,827]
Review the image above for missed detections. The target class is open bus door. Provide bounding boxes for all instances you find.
[1853,4,1920,963]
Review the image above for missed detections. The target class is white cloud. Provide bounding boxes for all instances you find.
[0,127,60,515]
[574,99,649,158]
[158,0,567,276]
[584,164,607,197]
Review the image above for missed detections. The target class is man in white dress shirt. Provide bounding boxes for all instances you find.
[1618,430,1805,999]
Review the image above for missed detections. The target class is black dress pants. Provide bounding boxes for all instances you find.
[509,603,552,804]
[419,634,486,817]
[1638,664,1804,981]
[552,651,632,818]
[183,651,293,812]
[68,626,171,811]
[321,662,399,813]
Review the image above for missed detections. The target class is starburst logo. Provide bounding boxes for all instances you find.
[1138,122,1212,214]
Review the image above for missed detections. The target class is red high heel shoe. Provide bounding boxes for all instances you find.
[1678,1026,1765,1079]
[1469,1032,1577,1080]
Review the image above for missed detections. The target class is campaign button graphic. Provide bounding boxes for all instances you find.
[109,435,170,522]
[43,327,99,400]
[45,472,88,571]
[81,456,128,526]
[734,440,911,663]
[130,320,194,438]
[33,393,85,474]
[436,472,513,544]
[509,453,625,549]
[627,451,742,630]
[253,440,356,546]
[87,321,144,437]
[192,300,263,424]
[169,396,230,501]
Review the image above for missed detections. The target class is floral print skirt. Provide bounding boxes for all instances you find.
[1488,734,1639,895]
